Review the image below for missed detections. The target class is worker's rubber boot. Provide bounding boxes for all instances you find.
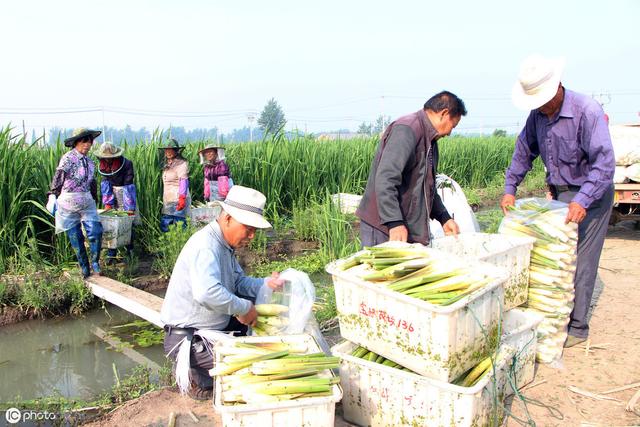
[66,224,90,278]
[84,220,103,276]
[106,248,118,265]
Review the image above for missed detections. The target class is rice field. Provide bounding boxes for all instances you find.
[0,125,544,273]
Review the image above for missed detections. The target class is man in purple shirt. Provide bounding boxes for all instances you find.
[501,54,615,348]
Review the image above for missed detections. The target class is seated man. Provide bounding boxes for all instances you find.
[160,185,282,400]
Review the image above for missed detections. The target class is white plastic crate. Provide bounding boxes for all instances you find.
[501,309,543,395]
[326,249,507,382]
[431,232,535,310]
[190,205,221,225]
[332,340,515,427]
[213,334,342,427]
[330,193,362,215]
[99,214,134,249]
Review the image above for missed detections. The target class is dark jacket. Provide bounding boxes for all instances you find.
[356,109,451,245]
[100,157,134,186]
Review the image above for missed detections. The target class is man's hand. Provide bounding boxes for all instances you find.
[388,224,408,242]
[500,194,516,214]
[443,219,460,236]
[267,271,285,290]
[237,305,258,326]
[565,202,586,224]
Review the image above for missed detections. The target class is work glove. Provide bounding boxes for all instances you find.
[218,176,230,198]
[46,194,57,216]
[104,204,113,211]
[176,195,186,211]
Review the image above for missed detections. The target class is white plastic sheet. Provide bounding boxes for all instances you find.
[429,174,480,239]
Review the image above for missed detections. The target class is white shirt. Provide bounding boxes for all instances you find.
[160,221,265,329]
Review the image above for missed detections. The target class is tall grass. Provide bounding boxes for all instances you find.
[0,125,543,272]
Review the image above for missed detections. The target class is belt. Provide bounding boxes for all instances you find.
[550,184,581,193]
[164,325,196,336]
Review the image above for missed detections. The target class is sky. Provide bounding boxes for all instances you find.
[1,0,638,137]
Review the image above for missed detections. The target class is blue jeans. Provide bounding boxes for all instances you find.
[160,215,187,232]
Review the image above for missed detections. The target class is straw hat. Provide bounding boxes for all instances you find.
[198,143,226,163]
[512,54,565,111]
[64,128,102,147]
[157,138,185,151]
[214,185,271,229]
[198,143,223,156]
[94,141,124,159]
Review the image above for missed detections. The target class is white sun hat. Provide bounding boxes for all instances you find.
[215,185,272,229]
[512,54,566,111]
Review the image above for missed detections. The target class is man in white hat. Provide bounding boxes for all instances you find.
[501,54,615,348]
[160,185,283,400]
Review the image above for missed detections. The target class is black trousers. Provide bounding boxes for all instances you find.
[163,317,248,389]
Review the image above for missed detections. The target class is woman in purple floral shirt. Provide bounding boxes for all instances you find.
[46,128,103,278]
[198,144,232,202]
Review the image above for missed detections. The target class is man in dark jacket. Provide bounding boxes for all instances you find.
[356,91,467,246]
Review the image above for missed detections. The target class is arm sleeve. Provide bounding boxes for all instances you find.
[90,179,98,202]
[572,109,616,209]
[233,260,265,299]
[101,180,115,206]
[204,178,210,200]
[189,248,252,316]
[504,117,540,195]
[430,192,452,224]
[122,184,137,211]
[48,169,66,197]
[178,178,189,197]
[375,125,416,224]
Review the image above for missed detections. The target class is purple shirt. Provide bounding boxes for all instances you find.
[203,160,230,181]
[505,89,615,209]
[49,148,98,200]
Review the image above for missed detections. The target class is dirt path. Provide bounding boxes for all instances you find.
[505,221,640,426]
[85,223,640,426]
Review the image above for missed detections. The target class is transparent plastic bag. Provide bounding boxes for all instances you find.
[252,268,316,336]
[499,198,578,366]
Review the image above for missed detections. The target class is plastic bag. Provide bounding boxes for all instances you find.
[252,268,316,336]
[625,163,640,183]
[614,166,629,184]
[429,174,480,239]
[498,198,578,366]
[610,125,640,166]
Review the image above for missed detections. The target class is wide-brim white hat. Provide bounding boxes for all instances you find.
[214,185,272,229]
[512,54,565,111]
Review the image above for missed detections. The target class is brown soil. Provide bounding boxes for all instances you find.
[235,235,320,268]
[0,306,38,327]
[82,221,640,426]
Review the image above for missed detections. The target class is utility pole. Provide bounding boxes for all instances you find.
[102,106,106,142]
[247,112,256,142]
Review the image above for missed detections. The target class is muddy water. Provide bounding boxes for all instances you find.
[0,303,166,402]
